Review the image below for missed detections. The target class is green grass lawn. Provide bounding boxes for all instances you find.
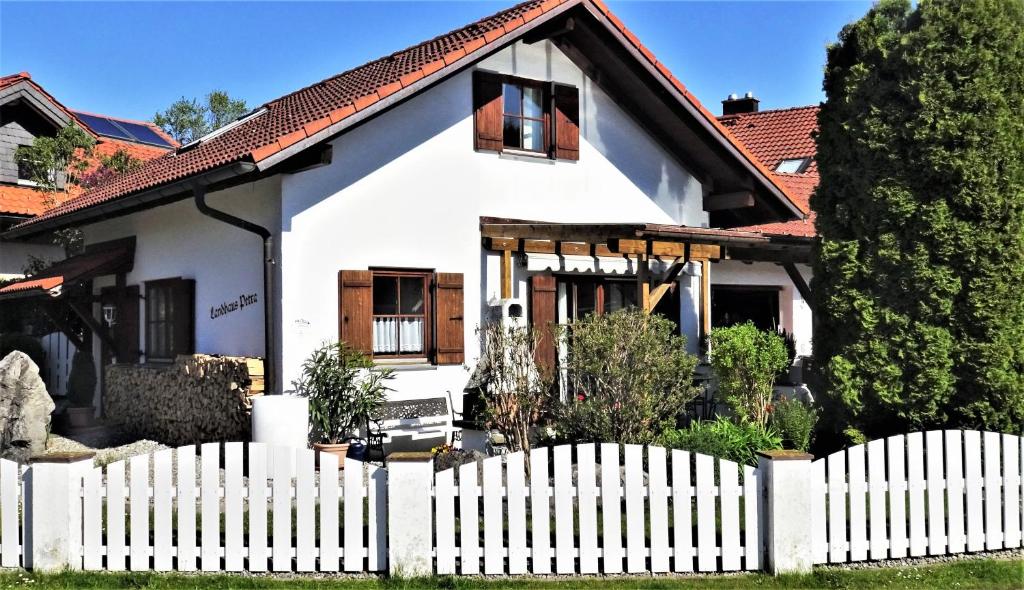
[0,558,1019,590]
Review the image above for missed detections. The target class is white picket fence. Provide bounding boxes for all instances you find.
[811,430,1024,564]
[2,431,1022,574]
[81,442,387,572]
[434,443,762,575]
[0,459,22,567]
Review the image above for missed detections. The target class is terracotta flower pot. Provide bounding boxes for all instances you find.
[312,442,350,470]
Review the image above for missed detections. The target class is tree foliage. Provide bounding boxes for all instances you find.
[812,0,1024,438]
[153,91,248,144]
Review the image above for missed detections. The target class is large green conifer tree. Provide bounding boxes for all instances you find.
[813,0,1024,439]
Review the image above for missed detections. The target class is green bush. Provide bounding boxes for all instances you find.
[659,417,782,466]
[295,341,393,444]
[709,323,789,427]
[0,332,47,371]
[550,309,699,445]
[770,398,818,451]
[67,348,96,407]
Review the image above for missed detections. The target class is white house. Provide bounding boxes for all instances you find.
[0,0,810,446]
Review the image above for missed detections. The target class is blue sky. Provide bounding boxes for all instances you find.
[1,1,872,123]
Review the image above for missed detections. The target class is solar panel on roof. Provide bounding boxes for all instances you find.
[116,121,173,147]
[75,113,134,141]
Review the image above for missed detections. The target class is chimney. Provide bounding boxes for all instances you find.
[722,91,759,116]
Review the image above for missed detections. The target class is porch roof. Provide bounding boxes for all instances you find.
[0,241,134,300]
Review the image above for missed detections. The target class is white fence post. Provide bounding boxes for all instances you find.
[23,452,95,571]
[758,450,815,575]
[387,451,434,577]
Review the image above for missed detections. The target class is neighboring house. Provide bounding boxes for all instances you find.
[0,0,809,447]
[714,96,818,357]
[0,72,175,280]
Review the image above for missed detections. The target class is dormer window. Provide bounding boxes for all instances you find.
[775,157,811,174]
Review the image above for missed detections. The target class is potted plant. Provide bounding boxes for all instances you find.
[296,341,393,468]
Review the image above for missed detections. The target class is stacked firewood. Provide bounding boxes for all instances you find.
[105,354,264,446]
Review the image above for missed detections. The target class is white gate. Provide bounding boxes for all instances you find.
[433,443,762,575]
[811,430,1023,564]
[39,332,75,397]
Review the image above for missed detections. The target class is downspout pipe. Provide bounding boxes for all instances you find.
[192,182,277,396]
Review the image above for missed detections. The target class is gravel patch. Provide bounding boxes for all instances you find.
[816,547,1022,570]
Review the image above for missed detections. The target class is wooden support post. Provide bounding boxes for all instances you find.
[782,262,811,303]
[637,255,651,313]
[699,259,711,343]
[500,249,513,299]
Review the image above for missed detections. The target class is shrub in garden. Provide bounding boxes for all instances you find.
[551,309,698,445]
[659,417,782,466]
[709,323,789,427]
[476,322,552,454]
[67,348,96,407]
[770,398,818,452]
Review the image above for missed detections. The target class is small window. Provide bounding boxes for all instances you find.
[775,157,811,174]
[371,271,431,357]
[502,81,547,153]
[145,278,194,362]
[17,159,34,182]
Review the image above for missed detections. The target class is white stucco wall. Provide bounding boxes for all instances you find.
[83,177,281,360]
[710,260,813,356]
[278,40,708,405]
[0,238,63,280]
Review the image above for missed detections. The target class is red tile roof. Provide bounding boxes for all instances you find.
[719,105,820,238]
[0,242,133,299]
[0,185,81,217]
[14,0,803,234]
[0,73,174,217]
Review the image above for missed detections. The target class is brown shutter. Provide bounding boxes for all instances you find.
[553,84,580,161]
[473,71,503,152]
[434,273,465,365]
[530,273,557,371]
[338,270,373,356]
[172,279,195,356]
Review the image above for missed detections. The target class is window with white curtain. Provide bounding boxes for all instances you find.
[371,272,430,357]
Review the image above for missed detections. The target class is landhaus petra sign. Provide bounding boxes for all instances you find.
[210,293,258,320]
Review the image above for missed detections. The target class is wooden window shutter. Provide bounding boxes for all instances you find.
[473,71,503,152]
[338,270,373,356]
[434,273,465,365]
[172,279,195,356]
[530,273,558,371]
[553,84,580,161]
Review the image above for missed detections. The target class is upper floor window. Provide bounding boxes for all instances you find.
[473,71,579,161]
[502,81,547,153]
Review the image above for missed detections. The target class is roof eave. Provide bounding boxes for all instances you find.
[2,160,258,240]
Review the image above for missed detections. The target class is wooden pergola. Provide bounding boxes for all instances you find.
[481,218,812,339]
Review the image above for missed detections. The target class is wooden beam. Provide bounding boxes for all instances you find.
[484,237,519,251]
[637,255,651,313]
[67,299,118,357]
[783,261,812,303]
[703,191,755,212]
[500,249,513,299]
[41,305,85,350]
[610,238,721,260]
[648,256,687,310]
[699,259,711,344]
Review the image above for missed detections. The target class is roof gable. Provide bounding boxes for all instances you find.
[8,0,806,238]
